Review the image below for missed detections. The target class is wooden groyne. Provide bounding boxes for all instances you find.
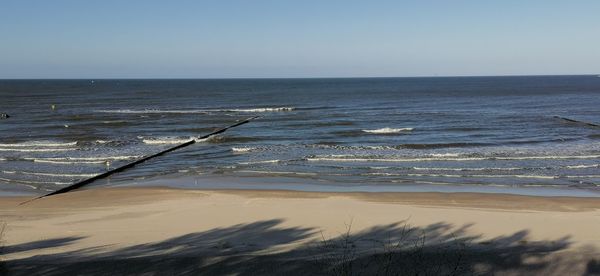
[554,116,600,128]
[20,116,260,204]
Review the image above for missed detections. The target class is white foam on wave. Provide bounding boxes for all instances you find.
[232,147,257,153]
[142,135,217,145]
[23,156,140,164]
[30,160,103,164]
[428,153,461,157]
[565,175,600,178]
[307,154,600,162]
[362,127,413,134]
[227,107,294,112]
[237,170,317,176]
[565,164,600,169]
[97,107,294,114]
[412,167,523,171]
[366,172,557,179]
[308,156,486,162]
[2,171,98,178]
[238,160,281,165]
[0,177,71,186]
[142,137,195,145]
[497,155,600,160]
[0,148,76,152]
[0,141,77,148]
[96,109,209,114]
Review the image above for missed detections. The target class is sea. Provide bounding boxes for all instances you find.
[1,76,600,197]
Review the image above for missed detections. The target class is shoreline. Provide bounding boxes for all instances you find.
[3,185,600,212]
[4,173,599,199]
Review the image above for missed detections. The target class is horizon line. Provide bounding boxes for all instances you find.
[0,73,598,81]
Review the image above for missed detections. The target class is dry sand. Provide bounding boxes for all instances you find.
[1,187,599,275]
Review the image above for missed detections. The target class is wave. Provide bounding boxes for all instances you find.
[411,164,600,171]
[232,147,257,152]
[427,153,461,157]
[365,172,557,180]
[23,156,140,164]
[142,135,257,145]
[565,164,600,169]
[96,109,210,114]
[362,127,413,134]
[0,177,71,186]
[394,143,492,149]
[237,170,317,176]
[2,171,98,178]
[411,167,525,171]
[0,147,76,152]
[238,160,281,165]
[142,136,196,145]
[226,107,294,112]
[97,107,294,114]
[0,141,77,148]
[307,154,600,162]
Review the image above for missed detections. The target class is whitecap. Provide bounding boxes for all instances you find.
[362,127,413,134]
[0,177,71,186]
[96,107,294,114]
[307,154,600,162]
[238,160,281,165]
[412,167,523,171]
[0,148,76,152]
[226,107,294,112]
[96,109,209,114]
[24,156,140,164]
[2,171,98,178]
[232,147,257,153]
[565,164,600,169]
[142,137,195,145]
[427,153,461,157]
[365,172,557,179]
[0,141,77,147]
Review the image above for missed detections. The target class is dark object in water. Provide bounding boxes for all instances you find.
[554,116,600,128]
[20,116,260,205]
[0,113,9,119]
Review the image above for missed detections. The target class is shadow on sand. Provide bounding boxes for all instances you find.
[3,219,599,275]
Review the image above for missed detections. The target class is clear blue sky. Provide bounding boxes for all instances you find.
[1,0,599,78]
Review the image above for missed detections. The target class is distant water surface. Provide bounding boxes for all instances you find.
[1,76,600,196]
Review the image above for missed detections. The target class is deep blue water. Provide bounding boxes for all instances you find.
[1,76,600,196]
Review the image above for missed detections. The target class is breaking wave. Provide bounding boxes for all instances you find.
[142,136,196,145]
[364,172,558,179]
[238,160,281,165]
[232,147,257,153]
[2,171,98,178]
[0,141,77,147]
[362,127,413,134]
[0,177,71,186]
[0,148,76,152]
[307,154,600,162]
[23,156,140,164]
[227,107,295,112]
[97,107,294,114]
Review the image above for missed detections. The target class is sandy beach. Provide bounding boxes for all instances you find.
[1,187,599,275]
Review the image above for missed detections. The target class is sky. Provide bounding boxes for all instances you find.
[1,0,599,78]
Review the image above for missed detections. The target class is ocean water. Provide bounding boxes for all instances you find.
[1,76,600,196]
